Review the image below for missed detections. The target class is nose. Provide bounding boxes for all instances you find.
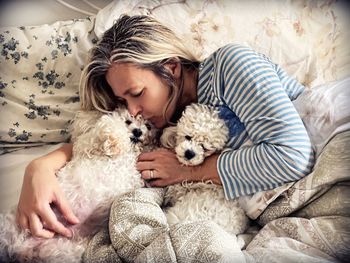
[128,102,142,117]
[184,149,196,160]
[132,128,142,138]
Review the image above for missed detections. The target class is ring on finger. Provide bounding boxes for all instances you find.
[150,169,154,179]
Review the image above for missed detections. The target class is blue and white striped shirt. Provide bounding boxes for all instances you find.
[197,44,315,199]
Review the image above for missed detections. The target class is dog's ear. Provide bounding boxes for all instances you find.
[70,110,104,142]
[160,126,177,149]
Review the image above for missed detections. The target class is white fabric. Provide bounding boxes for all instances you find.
[294,77,350,159]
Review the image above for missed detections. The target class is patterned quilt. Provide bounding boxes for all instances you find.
[83,131,350,263]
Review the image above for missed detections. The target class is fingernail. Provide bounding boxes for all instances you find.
[70,215,79,224]
[66,230,72,238]
[73,216,80,224]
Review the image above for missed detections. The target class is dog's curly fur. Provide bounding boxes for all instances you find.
[161,103,250,240]
[0,107,158,263]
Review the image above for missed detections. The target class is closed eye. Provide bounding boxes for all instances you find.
[130,89,144,98]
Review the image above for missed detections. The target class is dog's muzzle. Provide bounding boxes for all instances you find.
[130,128,143,144]
[184,149,196,160]
[130,136,141,144]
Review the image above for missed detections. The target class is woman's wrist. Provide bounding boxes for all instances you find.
[187,165,199,182]
[188,154,222,185]
[26,143,73,177]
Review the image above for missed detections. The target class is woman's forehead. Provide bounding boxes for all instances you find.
[106,64,142,94]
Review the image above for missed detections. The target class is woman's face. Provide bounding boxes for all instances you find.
[106,63,178,129]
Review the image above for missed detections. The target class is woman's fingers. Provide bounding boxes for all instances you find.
[38,203,73,238]
[28,213,55,239]
[137,148,172,161]
[54,189,80,225]
[17,202,74,238]
[137,149,187,185]
[15,210,29,230]
[145,178,167,188]
[136,161,154,171]
[140,169,157,180]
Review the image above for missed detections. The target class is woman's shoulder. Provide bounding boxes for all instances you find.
[209,43,273,69]
[199,43,269,74]
[213,43,253,60]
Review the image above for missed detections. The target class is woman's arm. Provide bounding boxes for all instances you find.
[213,44,315,199]
[16,143,79,238]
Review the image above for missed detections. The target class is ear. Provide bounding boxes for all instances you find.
[100,134,123,157]
[160,126,178,149]
[164,59,181,79]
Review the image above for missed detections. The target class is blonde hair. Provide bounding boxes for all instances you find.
[80,15,200,123]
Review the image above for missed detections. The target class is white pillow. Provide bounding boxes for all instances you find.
[293,77,350,159]
[0,17,97,150]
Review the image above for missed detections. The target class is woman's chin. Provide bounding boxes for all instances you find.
[151,117,166,129]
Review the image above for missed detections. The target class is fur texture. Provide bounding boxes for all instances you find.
[161,103,250,240]
[0,107,158,263]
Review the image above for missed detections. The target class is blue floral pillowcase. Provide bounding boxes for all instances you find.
[0,17,97,154]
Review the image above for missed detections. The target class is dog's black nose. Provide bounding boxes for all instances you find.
[132,128,142,138]
[184,150,196,160]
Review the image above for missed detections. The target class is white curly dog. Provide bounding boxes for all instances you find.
[160,103,250,242]
[0,106,158,263]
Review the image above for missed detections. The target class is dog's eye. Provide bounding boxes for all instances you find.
[145,123,152,130]
[125,120,132,125]
[185,135,192,141]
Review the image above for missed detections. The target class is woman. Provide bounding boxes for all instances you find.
[16,15,314,238]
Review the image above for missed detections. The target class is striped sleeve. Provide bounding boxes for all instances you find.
[215,44,315,199]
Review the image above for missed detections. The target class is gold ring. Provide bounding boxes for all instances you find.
[150,169,154,179]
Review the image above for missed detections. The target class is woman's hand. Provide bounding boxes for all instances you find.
[16,145,79,239]
[136,148,222,186]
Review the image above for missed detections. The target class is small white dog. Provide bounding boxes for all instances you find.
[160,103,250,239]
[0,106,158,263]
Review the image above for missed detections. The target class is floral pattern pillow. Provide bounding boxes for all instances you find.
[0,17,97,151]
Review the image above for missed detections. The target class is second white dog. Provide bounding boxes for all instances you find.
[160,103,250,239]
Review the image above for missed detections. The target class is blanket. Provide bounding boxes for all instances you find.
[83,130,350,263]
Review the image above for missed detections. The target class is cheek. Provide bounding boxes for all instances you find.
[149,88,172,114]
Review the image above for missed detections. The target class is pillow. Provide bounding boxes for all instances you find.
[0,17,97,151]
[95,0,350,88]
[293,77,350,158]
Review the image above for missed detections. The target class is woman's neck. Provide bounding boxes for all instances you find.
[180,68,198,107]
[171,68,198,123]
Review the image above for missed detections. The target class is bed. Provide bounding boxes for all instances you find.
[0,0,349,262]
